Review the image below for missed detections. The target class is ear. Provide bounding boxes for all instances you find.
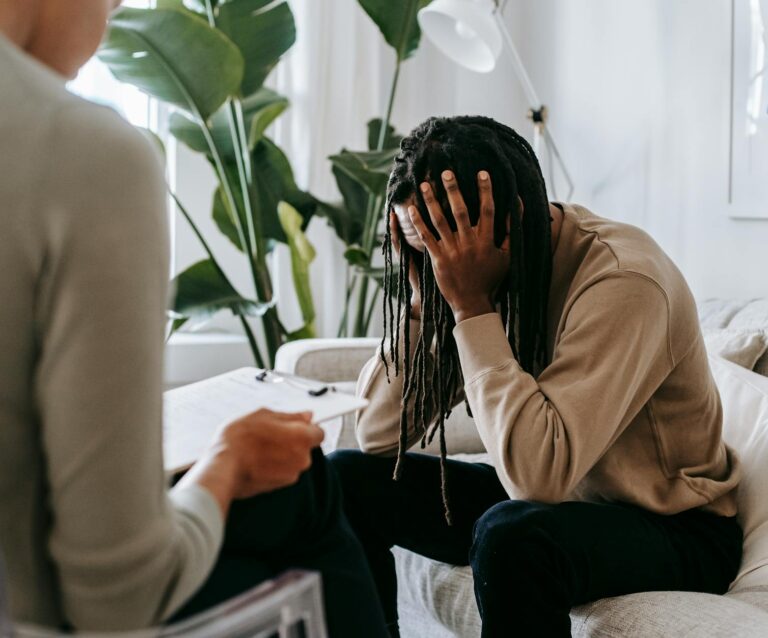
[517,196,525,220]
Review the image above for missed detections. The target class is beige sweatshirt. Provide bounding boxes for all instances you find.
[357,204,740,516]
[0,35,222,630]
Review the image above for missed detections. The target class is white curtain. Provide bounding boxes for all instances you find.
[269,0,391,338]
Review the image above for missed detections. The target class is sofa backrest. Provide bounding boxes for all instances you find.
[700,299,768,376]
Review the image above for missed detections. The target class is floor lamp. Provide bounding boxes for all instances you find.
[418,0,575,200]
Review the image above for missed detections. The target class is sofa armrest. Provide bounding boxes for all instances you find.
[275,338,379,383]
[275,338,487,457]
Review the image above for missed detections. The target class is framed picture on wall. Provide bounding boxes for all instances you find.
[729,0,768,219]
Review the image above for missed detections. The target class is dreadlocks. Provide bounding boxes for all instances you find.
[380,115,553,524]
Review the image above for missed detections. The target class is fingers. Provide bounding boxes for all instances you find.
[476,170,495,240]
[441,170,472,239]
[407,204,439,254]
[304,423,325,447]
[252,408,311,423]
[419,182,455,249]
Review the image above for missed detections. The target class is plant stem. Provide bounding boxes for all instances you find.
[238,314,266,369]
[349,57,403,337]
[203,0,282,365]
[171,192,219,268]
[171,192,268,367]
[353,275,370,336]
[377,58,402,150]
[224,100,283,362]
[363,284,381,334]
[226,100,258,258]
[337,266,353,338]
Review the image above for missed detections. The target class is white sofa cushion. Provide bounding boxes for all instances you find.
[703,329,768,370]
[698,299,768,375]
[570,590,768,637]
[710,356,768,591]
[395,549,768,638]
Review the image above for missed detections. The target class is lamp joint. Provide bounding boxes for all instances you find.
[527,105,548,127]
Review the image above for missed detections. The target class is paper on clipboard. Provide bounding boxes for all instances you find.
[163,367,367,474]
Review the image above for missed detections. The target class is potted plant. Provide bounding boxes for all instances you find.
[328,0,433,337]
[99,0,331,367]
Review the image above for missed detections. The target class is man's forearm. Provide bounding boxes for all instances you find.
[177,447,236,519]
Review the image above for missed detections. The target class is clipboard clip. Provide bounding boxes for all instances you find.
[255,370,335,397]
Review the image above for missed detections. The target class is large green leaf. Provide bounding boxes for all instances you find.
[211,186,243,251]
[367,118,403,151]
[249,136,326,242]
[248,97,289,146]
[315,198,364,248]
[329,148,397,195]
[166,314,189,339]
[278,202,316,339]
[172,258,273,320]
[329,166,368,242]
[217,0,296,96]
[358,0,433,61]
[208,136,319,249]
[99,7,243,120]
[344,244,370,268]
[170,87,288,157]
[250,138,296,242]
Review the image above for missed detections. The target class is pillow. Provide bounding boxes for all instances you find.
[710,355,768,591]
[698,298,751,330]
[755,352,768,379]
[703,329,768,370]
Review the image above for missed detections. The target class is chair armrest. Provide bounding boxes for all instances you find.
[13,571,327,638]
[275,338,379,384]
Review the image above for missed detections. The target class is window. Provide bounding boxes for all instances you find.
[67,0,154,129]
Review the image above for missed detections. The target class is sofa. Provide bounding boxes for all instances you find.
[275,299,768,637]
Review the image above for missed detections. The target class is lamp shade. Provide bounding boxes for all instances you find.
[417,0,502,73]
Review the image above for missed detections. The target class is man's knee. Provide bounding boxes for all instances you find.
[470,500,558,571]
[328,449,397,491]
[327,448,368,482]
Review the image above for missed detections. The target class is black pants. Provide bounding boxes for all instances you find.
[172,449,388,638]
[328,450,743,638]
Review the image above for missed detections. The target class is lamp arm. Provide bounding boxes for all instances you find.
[493,12,542,109]
[494,11,575,200]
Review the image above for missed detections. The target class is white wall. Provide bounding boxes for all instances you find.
[392,0,768,301]
[172,0,768,358]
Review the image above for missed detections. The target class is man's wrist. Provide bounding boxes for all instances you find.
[452,298,496,325]
[180,446,238,518]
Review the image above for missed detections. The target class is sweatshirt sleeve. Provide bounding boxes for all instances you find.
[356,318,464,455]
[453,272,674,503]
[34,103,223,631]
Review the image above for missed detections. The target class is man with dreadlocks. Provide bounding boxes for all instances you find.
[328,115,742,638]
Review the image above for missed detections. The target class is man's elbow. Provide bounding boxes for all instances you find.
[356,430,399,457]
[516,484,569,504]
[62,588,162,633]
[354,411,400,456]
[503,469,574,504]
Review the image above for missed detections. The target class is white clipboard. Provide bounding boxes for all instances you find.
[163,367,367,474]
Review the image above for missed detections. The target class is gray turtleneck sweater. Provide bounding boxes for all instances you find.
[0,34,223,631]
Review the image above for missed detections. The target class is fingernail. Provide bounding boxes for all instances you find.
[442,170,453,181]
[479,171,489,181]
[420,182,430,193]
